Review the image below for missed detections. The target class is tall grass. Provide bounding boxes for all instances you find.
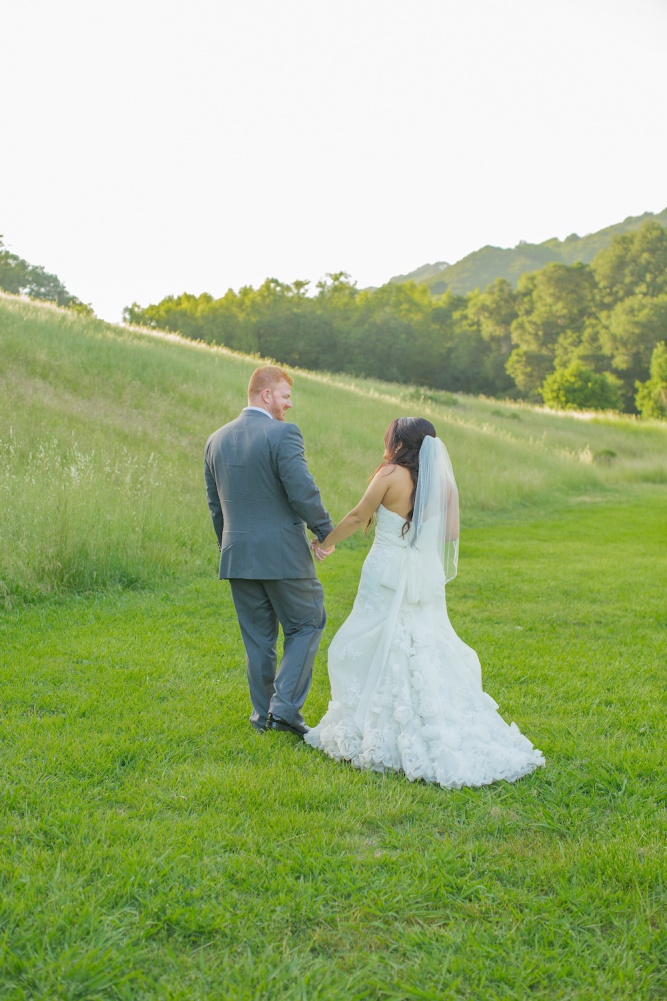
[1,292,665,605]
[0,429,172,604]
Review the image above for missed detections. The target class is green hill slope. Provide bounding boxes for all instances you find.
[392,206,667,294]
[1,292,664,604]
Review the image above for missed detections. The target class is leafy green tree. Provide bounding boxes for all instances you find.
[600,293,667,405]
[467,278,517,352]
[422,291,473,391]
[446,326,503,394]
[290,279,311,298]
[0,236,92,312]
[315,271,359,308]
[635,341,667,419]
[541,362,623,412]
[124,292,214,341]
[466,279,518,395]
[344,282,427,383]
[593,221,667,307]
[512,263,597,346]
[553,317,608,373]
[505,346,554,396]
[507,263,597,396]
[203,291,258,353]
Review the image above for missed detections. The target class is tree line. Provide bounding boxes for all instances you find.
[3,217,663,417]
[124,221,667,418]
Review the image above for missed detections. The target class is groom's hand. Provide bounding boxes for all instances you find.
[311,539,335,563]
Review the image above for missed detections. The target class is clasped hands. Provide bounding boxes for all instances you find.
[310,538,335,563]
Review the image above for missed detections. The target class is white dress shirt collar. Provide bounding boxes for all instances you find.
[244,406,273,419]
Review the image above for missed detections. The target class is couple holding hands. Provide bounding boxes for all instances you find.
[205,366,543,788]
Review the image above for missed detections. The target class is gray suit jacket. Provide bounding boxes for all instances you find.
[204,410,334,580]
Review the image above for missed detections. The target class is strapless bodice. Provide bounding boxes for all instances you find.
[374,504,412,547]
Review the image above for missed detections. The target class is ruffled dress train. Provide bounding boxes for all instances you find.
[305,505,545,788]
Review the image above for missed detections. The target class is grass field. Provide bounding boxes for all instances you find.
[1,293,666,999]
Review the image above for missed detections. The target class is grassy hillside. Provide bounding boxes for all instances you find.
[391,206,667,294]
[1,294,666,999]
[2,293,664,605]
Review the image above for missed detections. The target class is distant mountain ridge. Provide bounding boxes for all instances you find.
[390,206,667,295]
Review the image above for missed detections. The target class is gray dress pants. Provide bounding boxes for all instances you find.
[229,577,326,729]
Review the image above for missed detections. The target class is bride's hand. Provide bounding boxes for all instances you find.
[311,539,335,562]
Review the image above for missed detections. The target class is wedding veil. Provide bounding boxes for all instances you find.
[410,435,459,583]
[353,433,459,725]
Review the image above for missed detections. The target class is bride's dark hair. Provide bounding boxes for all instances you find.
[369,417,437,535]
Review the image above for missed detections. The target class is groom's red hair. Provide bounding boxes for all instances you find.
[248,365,293,398]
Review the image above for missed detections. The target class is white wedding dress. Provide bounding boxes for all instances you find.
[305,442,545,788]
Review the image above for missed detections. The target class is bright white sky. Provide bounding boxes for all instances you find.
[2,0,666,321]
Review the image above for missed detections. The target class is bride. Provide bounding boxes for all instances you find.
[306,417,545,788]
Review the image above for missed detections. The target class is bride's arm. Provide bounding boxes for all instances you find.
[317,467,395,550]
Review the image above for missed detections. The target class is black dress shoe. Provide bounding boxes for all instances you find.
[267,713,309,736]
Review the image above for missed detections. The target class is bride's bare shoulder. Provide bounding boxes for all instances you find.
[377,463,413,515]
[378,462,411,482]
[372,463,410,492]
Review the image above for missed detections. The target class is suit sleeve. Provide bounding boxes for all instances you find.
[275,424,334,542]
[204,440,223,548]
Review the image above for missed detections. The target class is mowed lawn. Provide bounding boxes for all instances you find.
[1,495,665,1000]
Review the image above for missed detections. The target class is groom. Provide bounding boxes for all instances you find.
[204,365,334,736]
